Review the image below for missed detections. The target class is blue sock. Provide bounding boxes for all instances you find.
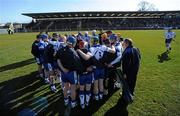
[71,100,76,103]
[79,90,84,95]
[86,90,91,96]
[99,91,103,95]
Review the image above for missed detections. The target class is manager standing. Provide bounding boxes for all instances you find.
[121,38,141,102]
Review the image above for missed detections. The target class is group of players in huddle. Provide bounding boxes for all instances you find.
[31,30,129,109]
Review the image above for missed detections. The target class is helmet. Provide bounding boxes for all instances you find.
[92,30,96,33]
[92,36,99,44]
[92,30,97,36]
[78,32,83,37]
[92,36,99,42]
[52,33,59,37]
[85,31,88,35]
[67,36,77,47]
[36,34,41,39]
[41,34,48,40]
[109,34,117,41]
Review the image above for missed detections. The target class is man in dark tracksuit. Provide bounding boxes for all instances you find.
[121,38,140,97]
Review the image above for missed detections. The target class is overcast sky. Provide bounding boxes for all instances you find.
[0,0,180,23]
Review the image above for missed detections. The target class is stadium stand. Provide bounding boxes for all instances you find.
[22,11,180,32]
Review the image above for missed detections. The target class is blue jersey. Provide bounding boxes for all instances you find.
[31,40,47,64]
[44,40,59,63]
[49,40,60,53]
[90,44,113,68]
[165,31,176,40]
[90,44,110,60]
[83,35,91,44]
[110,42,123,65]
[38,40,47,56]
[43,41,49,47]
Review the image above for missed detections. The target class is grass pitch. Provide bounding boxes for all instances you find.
[0,30,180,116]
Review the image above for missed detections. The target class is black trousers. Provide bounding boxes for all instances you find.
[104,67,119,91]
[125,72,138,95]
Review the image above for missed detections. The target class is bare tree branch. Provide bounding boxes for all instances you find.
[138,0,158,11]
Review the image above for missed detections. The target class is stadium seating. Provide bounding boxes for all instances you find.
[25,18,180,32]
[22,11,180,32]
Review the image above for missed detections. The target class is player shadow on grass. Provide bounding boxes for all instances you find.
[0,70,120,116]
[68,89,119,116]
[0,71,64,115]
[0,71,41,115]
[0,58,35,72]
[157,51,171,63]
[104,97,128,116]
[40,87,120,116]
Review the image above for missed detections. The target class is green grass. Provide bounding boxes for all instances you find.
[0,30,180,116]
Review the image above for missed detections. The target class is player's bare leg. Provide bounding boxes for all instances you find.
[49,70,57,92]
[99,78,104,99]
[64,83,70,106]
[104,78,109,95]
[38,65,43,78]
[70,84,77,108]
[44,69,50,83]
[93,80,99,100]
